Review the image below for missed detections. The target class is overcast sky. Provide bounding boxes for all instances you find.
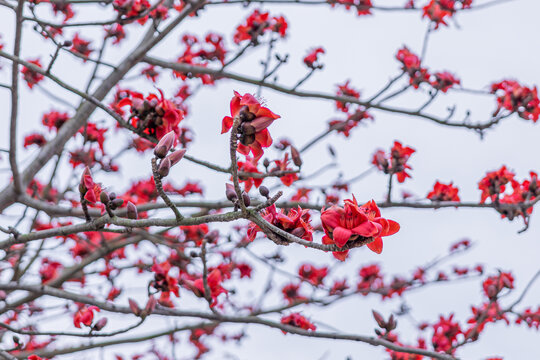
[1,0,540,359]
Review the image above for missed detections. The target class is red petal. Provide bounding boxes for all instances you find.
[221,116,234,134]
[366,237,383,254]
[255,128,273,148]
[385,220,400,236]
[320,207,343,230]
[352,220,379,237]
[332,227,352,248]
[332,250,349,261]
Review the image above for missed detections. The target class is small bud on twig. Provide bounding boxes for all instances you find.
[259,186,270,198]
[290,146,302,167]
[158,157,171,178]
[166,148,186,166]
[226,183,238,202]
[93,317,108,331]
[154,131,176,158]
[127,201,138,219]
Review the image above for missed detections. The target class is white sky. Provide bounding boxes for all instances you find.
[1,0,540,359]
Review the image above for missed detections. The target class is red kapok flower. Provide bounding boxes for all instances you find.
[21,59,44,89]
[427,181,460,202]
[73,305,100,328]
[248,204,313,242]
[478,165,515,203]
[280,313,316,333]
[222,91,280,160]
[321,196,399,254]
[491,80,540,122]
[303,47,325,69]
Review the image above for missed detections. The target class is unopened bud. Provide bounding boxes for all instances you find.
[154,131,176,158]
[62,40,73,47]
[372,310,386,328]
[93,317,108,331]
[144,296,157,316]
[263,158,270,168]
[167,149,186,166]
[111,198,124,209]
[259,186,270,198]
[225,183,237,202]
[290,146,302,167]
[242,192,251,206]
[128,298,141,316]
[250,116,275,132]
[109,192,117,200]
[158,157,171,177]
[100,191,110,205]
[387,314,397,330]
[127,201,138,219]
[12,335,20,344]
[79,166,92,194]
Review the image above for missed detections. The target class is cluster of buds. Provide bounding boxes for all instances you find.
[153,131,187,178]
[128,296,158,319]
[372,310,397,336]
[226,183,251,209]
[99,190,125,218]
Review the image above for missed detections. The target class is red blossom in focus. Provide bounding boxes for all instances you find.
[321,196,399,256]
[222,91,280,160]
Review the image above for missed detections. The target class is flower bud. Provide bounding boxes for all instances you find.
[109,192,116,200]
[128,298,141,316]
[242,192,251,206]
[290,146,302,167]
[100,191,110,205]
[225,183,237,202]
[263,158,270,168]
[259,186,270,198]
[127,201,138,220]
[250,116,275,132]
[93,317,108,331]
[110,198,124,209]
[372,310,386,328]
[79,166,92,194]
[387,314,397,331]
[154,131,176,158]
[144,296,157,316]
[62,40,73,47]
[166,148,186,166]
[158,157,171,178]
